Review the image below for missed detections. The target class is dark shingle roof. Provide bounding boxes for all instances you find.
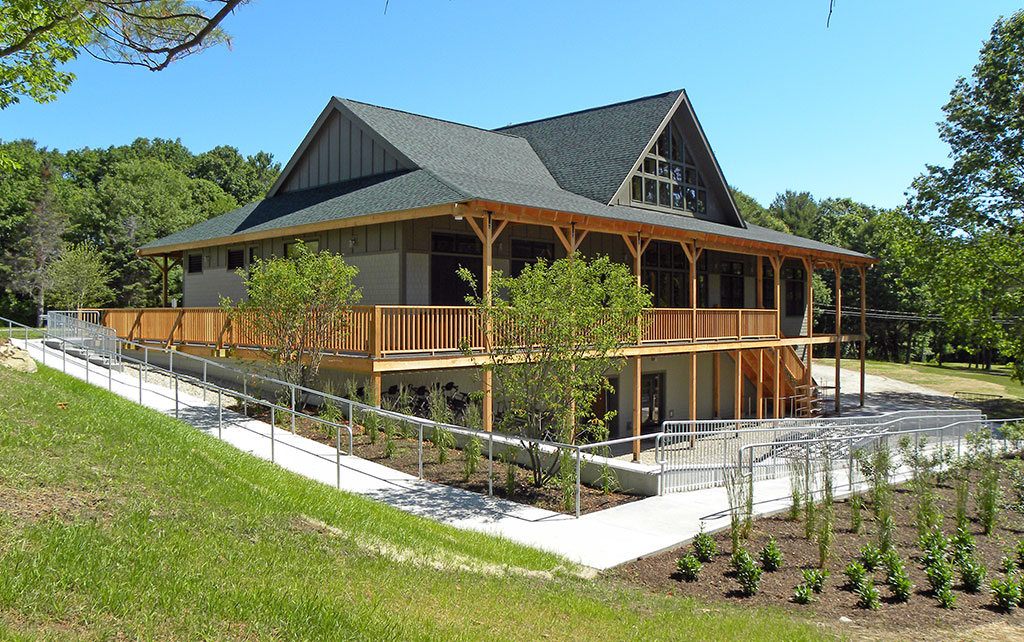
[142,91,872,261]
[495,90,682,204]
[140,170,464,250]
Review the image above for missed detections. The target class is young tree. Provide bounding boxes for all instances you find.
[1,165,67,319]
[905,10,1024,380]
[460,254,650,487]
[45,241,113,310]
[227,241,361,389]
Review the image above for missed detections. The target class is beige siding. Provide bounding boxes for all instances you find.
[346,253,400,305]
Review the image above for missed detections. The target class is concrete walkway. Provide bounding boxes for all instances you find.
[24,340,877,571]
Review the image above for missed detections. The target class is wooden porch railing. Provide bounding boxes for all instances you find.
[90,305,781,357]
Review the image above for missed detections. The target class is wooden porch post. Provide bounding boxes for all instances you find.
[632,233,643,459]
[713,352,721,418]
[859,265,866,408]
[756,256,764,308]
[162,255,169,308]
[465,211,509,432]
[689,352,697,421]
[834,263,842,415]
[771,255,783,338]
[756,348,764,419]
[733,349,742,422]
[370,371,382,407]
[803,258,814,415]
[773,346,781,419]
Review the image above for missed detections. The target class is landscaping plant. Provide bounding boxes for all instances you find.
[876,511,896,554]
[880,548,903,583]
[1016,539,1024,568]
[462,434,482,482]
[843,561,867,589]
[790,583,814,604]
[859,543,882,572]
[802,568,829,593]
[935,584,957,609]
[724,468,752,550]
[954,474,970,529]
[675,555,702,582]
[848,493,863,534]
[692,524,718,562]
[957,555,987,593]
[855,580,881,610]
[976,463,1002,535]
[925,557,954,595]
[889,569,914,603]
[733,550,763,596]
[382,420,396,459]
[991,576,1022,612]
[787,458,805,521]
[950,526,976,565]
[759,536,783,572]
[503,447,518,497]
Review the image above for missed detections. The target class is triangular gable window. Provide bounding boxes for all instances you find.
[630,122,707,215]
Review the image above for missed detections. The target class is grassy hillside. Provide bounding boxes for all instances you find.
[0,366,827,642]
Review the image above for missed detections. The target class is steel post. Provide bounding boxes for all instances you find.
[488,432,493,497]
[418,423,424,480]
[218,388,223,439]
[175,375,179,419]
[575,447,581,519]
[336,422,341,489]
[291,386,296,434]
[271,407,275,463]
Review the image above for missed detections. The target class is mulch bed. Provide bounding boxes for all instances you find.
[237,405,641,515]
[616,460,1024,635]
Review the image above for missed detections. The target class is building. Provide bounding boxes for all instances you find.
[99,90,876,453]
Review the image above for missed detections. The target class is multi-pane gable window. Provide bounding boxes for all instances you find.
[630,124,707,215]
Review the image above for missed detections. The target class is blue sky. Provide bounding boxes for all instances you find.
[2,0,1019,209]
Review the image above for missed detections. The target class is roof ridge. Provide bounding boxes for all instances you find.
[494,89,682,131]
[335,97,527,141]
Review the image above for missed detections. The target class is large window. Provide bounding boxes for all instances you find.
[510,239,554,276]
[719,261,745,309]
[784,266,806,316]
[641,241,688,307]
[284,239,319,258]
[630,124,707,215]
[431,233,482,306]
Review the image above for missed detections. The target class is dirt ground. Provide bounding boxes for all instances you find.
[616,462,1024,639]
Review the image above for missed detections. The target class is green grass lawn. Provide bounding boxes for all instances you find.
[0,366,828,642]
[818,358,1024,418]
[0,327,45,340]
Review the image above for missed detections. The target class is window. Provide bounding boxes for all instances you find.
[248,246,259,265]
[187,253,203,274]
[431,233,482,306]
[284,239,319,259]
[510,239,554,276]
[762,265,774,308]
[227,249,245,271]
[783,267,806,316]
[629,122,707,215]
[641,240,690,307]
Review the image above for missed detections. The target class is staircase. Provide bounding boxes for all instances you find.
[738,346,819,418]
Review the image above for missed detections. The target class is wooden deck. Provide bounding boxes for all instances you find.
[94,305,780,359]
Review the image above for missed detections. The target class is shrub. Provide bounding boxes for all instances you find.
[791,583,814,604]
[676,554,702,582]
[1005,459,1024,513]
[362,411,380,444]
[918,527,949,568]
[935,584,957,609]
[950,525,976,565]
[462,435,481,482]
[855,580,881,610]
[976,464,1001,535]
[730,547,753,573]
[926,558,954,594]
[844,561,867,589]
[848,493,863,534]
[999,553,1018,574]
[1015,539,1024,569]
[818,509,834,569]
[382,421,395,458]
[802,568,829,593]
[881,549,905,584]
[859,543,882,572]
[877,511,896,554]
[759,536,783,572]
[957,556,987,593]
[991,576,1022,612]
[692,525,718,563]
[890,570,914,602]
[954,474,970,529]
[432,425,455,465]
[735,554,763,596]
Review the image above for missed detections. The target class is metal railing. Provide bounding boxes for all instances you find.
[735,416,1022,495]
[657,410,985,493]
[45,310,119,365]
[20,311,667,518]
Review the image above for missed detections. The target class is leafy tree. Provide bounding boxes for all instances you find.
[769,190,819,239]
[193,146,281,205]
[459,254,650,487]
[227,241,362,389]
[730,187,790,233]
[1,163,67,319]
[1,1,246,108]
[905,10,1024,380]
[45,241,113,310]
